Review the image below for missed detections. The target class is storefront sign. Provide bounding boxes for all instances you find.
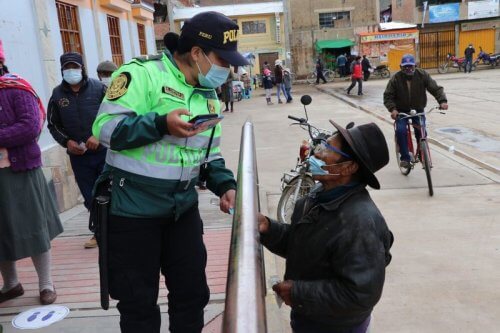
[429,3,460,23]
[360,31,419,43]
[462,20,498,31]
[468,0,499,20]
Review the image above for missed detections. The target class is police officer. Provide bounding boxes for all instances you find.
[92,12,248,333]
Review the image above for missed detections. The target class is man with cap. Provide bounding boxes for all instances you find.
[92,11,248,333]
[464,43,475,73]
[96,60,118,87]
[383,54,448,168]
[258,121,393,333]
[47,52,107,249]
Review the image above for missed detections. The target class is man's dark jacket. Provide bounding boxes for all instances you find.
[260,184,393,330]
[47,78,106,149]
[383,68,447,113]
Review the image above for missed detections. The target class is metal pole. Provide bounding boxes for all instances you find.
[222,122,267,333]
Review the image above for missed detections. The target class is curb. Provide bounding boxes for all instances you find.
[316,86,500,176]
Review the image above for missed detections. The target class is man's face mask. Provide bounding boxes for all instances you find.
[402,65,415,76]
[63,68,83,85]
[100,76,111,86]
[196,51,230,89]
[309,156,352,176]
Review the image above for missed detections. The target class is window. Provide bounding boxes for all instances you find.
[56,1,83,53]
[319,11,351,29]
[242,20,266,34]
[137,23,147,55]
[107,15,124,66]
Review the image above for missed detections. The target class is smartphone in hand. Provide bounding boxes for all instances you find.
[189,114,223,130]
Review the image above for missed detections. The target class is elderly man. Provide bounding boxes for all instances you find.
[258,121,393,333]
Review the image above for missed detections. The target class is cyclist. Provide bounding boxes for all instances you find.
[383,54,448,168]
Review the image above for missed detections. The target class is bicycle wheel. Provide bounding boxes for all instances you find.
[437,64,448,74]
[381,68,390,78]
[324,70,335,82]
[420,140,433,196]
[395,135,411,175]
[277,176,315,224]
[306,72,316,84]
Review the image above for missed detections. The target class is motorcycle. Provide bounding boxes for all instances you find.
[438,53,474,73]
[474,50,500,68]
[370,64,390,78]
[277,95,354,224]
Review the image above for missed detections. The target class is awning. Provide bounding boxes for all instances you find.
[315,39,354,51]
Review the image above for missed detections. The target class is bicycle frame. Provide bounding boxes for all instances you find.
[403,114,431,166]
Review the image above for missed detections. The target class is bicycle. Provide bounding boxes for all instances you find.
[394,107,445,196]
[306,69,335,84]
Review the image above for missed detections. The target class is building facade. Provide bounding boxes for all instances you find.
[172,2,286,75]
[0,0,155,211]
[286,0,380,77]
[391,0,500,68]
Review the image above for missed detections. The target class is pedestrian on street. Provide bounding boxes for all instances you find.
[241,72,251,99]
[464,43,475,73]
[362,55,372,81]
[47,52,107,249]
[258,121,393,333]
[283,67,293,103]
[221,71,235,112]
[383,54,448,168]
[347,56,363,95]
[263,68,274,105]
[92,11,245,333]
[0,47,63,305]
[315,57,327,84]
[336,53,347,77]
[96,60,118,88]
[274,61,288,103]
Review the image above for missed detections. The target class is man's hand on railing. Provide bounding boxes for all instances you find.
[220,189,235,214]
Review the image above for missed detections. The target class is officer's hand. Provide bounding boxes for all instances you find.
[257,213,270,234]
[390,110,399,120]
[220,189,235,214]
[272,280,293,306]
[67,140,86,155]
[86,136,100,150]
[439,103,448,110]
[166,109,203,138]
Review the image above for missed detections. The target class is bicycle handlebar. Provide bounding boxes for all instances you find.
[288,115,305,123]
[396,107,445,120]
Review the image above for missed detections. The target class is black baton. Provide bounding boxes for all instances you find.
[96,195,110,310]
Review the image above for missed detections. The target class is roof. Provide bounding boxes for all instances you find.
[379,21,417,31]
[315,39,354,51]
[173,2,284,20]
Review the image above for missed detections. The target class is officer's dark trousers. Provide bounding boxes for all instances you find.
[69,149,106,209]
[108,205,209,333]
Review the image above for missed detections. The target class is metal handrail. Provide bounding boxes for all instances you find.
[222,121,267,333]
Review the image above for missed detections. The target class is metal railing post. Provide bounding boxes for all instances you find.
[222,121,267,333]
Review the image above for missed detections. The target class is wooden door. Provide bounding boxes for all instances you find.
[258,52,279,74]
[419,30,455,69]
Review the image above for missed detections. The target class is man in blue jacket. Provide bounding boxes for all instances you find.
[47,52,107,249]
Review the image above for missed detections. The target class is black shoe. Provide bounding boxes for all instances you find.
[346,90,351,95]
[358,92,363,96]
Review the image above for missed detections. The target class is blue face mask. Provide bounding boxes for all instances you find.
[309,156,352,176]
[197,52,230,89]
[63,68,83,85]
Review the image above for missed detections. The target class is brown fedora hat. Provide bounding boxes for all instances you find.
[329,120,389,189]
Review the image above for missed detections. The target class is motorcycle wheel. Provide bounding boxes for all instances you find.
[381,68,390,78]
[277,176,315,224]
[437,64,448,74]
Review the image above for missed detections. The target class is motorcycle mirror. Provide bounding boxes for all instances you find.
[300,95,312,106]
[346,122,355,129]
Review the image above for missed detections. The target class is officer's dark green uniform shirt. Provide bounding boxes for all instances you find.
[92,52,236,219]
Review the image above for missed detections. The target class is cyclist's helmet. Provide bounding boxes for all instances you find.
[400,54,416,66]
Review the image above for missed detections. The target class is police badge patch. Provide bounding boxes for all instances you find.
[207,99,217,114]
[106,72,131,100]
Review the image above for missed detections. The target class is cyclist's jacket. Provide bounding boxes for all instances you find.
[92,52,236,219]
[383,68,447,113]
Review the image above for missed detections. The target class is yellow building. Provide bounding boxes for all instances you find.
[172,2,286,75]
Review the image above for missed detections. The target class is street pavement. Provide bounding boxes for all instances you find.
[1,72,500,332]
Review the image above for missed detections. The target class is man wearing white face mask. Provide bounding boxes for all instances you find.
[257,122,393,333]
[97,60,118,87]
[47,52,107,249]
[91,11,248,333]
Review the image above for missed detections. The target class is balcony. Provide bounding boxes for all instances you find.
[100,0,132,12]
[132,0,155,21]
